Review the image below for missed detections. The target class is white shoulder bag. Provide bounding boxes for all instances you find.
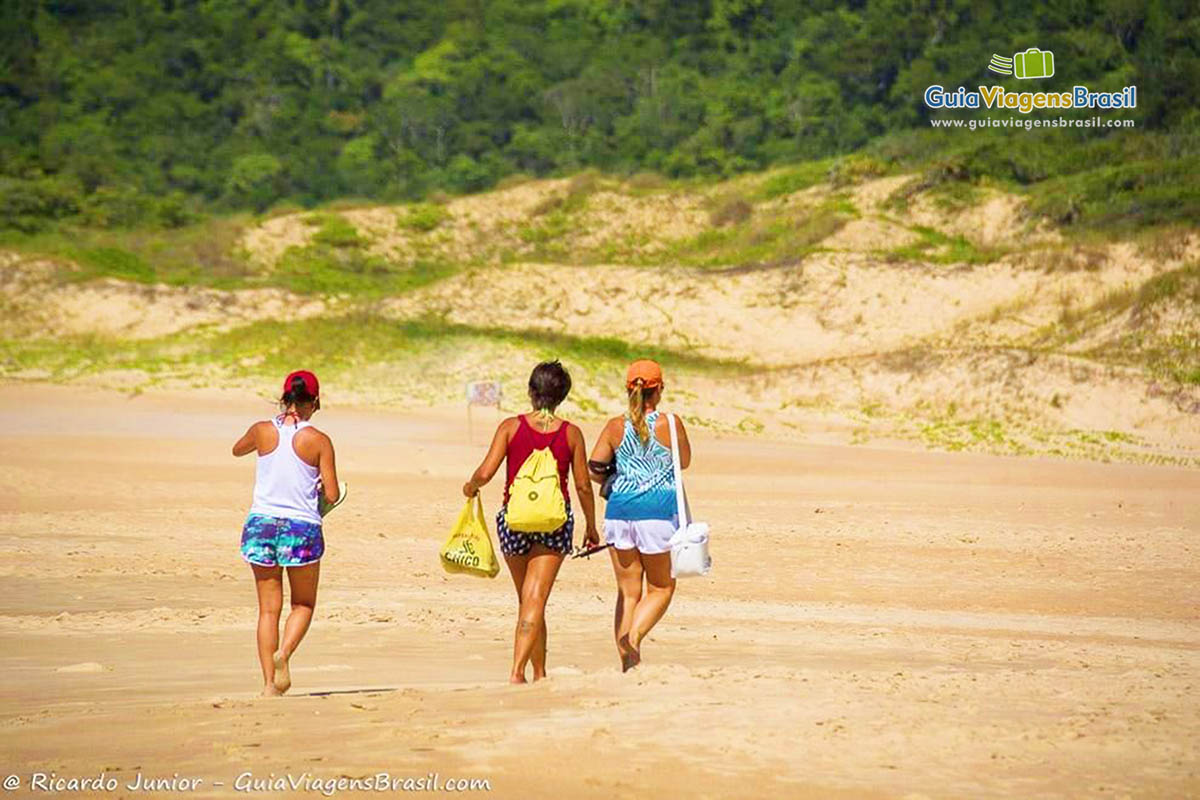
[667,414,711,578]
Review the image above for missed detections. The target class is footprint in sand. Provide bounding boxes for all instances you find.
[56,662,107,673]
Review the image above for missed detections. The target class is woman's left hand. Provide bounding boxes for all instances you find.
[583,525,600,548]
[462,480,478,498]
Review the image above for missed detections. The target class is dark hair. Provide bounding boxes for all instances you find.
[528,361,571,411]
[281,375,315,407]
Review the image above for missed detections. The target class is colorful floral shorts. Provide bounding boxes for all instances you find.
[496,504,574,557]
[240,513,324,567]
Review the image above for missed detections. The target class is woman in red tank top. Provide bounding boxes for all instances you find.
[502,416,573,507]
[462,361,599,684]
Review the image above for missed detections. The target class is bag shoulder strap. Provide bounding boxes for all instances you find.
[667,414,690,526]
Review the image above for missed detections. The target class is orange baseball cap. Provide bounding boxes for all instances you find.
[625,359,663,389]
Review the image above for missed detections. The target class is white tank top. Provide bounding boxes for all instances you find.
[249,418,322,525]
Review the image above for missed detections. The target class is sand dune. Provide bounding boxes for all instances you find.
[3,174,1197,465]
[1,383,1197,798]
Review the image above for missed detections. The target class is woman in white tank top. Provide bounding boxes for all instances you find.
[232,370,340,696]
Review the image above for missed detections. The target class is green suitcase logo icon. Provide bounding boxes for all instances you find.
[1013,48,1054,79]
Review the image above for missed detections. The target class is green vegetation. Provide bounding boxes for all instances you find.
[274,214,457,295]
[920,417,1029,454]
[885,169,984,215]
[1138,265,1200,306]
[737,417,765,434]
[508,173,607,261]
[868,125,1200,234]
[306,214,367,248]
[446,322,754,376]
[0,212,459,296]
[0,314,755,387]
[1028,244,1110,274]
[1052,263,1199,329]
[910,413,1189,464]
[1038,263,1200,385]
[758,161,836,200]
[0,2,1195,465]
[1135,226,1194,262]
[518,213,573,245]
[827,155,888,188]
[0,216,253,286]
[1025,157,1200,233]
[649,196,855,270]
[1085,264,1200,385]
[881,223,1006,266]
[2,1,1195,235]
[399,203,451,232]
[708,196,754,228]
[272,249,456,296]
[68,247,156,283]
[531,173,601,217]
[927,181,985,213]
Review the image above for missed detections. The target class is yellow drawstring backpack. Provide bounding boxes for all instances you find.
[505,420,568,532]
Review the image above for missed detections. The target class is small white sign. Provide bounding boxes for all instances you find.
[466,380,502,407]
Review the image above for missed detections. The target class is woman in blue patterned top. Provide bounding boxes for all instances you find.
[589,359,692,671]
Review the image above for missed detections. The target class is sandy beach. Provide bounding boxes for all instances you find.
[1,383,1197,799]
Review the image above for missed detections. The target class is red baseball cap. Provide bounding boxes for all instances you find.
[283,370,319,397]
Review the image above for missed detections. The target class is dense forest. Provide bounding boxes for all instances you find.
[1,0,1198,228]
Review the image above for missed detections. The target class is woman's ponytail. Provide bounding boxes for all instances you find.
[281,375,314,408]
[627,379,650,446]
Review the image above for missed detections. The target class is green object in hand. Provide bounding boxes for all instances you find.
[319,482,348,517]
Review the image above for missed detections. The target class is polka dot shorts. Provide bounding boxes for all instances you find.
[496,504,574,557]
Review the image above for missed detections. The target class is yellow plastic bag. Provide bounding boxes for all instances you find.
[505,447,567,532]
[440,495,501,578]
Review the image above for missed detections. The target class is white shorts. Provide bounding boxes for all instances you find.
[605,517,678,555]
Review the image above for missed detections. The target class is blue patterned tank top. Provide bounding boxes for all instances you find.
[604,410,676,521]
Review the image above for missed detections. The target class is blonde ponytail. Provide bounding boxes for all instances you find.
[627,379,650,446]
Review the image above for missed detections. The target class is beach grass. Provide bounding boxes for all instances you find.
[0,313,755,387]
[0,215,255,287]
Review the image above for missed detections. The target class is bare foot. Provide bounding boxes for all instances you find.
[509,674,528,685]
[261,684,283,697]
[532,670,547,682]
[618,635,641,673]
[272,650,291,694]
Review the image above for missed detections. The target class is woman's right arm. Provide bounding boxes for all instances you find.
[463,420,512,497]
[587,418,621,483]
[232,423,259,457]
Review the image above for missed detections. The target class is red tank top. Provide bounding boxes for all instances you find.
[504,415,573,506]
